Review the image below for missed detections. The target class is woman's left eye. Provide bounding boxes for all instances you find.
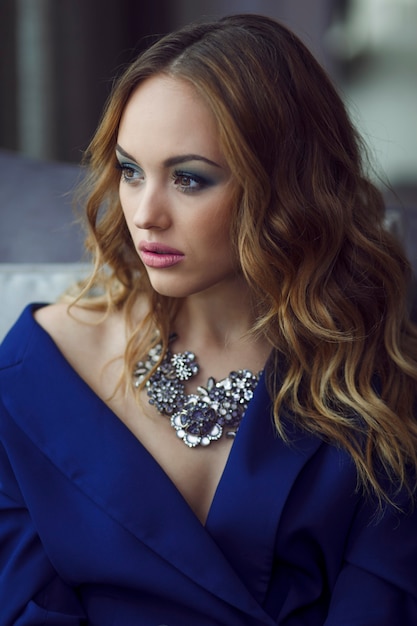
[172,171,206,193]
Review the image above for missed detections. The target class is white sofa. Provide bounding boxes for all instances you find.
[0,263,91,341]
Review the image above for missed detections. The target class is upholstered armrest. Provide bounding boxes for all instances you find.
[0,263,91,341]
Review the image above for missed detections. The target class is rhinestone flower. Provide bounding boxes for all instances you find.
[133,339,261,447]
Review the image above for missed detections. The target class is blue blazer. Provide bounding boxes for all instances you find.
[0,304,416,625]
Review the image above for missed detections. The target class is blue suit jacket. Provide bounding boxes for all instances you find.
[0,304,416,625]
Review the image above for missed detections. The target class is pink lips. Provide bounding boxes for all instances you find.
[139,241,185,269]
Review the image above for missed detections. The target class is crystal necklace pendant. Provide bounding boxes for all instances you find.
[133,337,261,447]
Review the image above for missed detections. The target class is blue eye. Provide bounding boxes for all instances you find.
[116,161,143,185]
[172,171,208,193]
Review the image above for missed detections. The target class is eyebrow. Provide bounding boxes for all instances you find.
[115,144,221,169]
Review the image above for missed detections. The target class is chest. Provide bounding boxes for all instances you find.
[107,386,234,525]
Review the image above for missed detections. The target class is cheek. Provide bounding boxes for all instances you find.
[193,210,231,250]
[119,189,134,227]
[196,208,235,265]
[212,203,234,245]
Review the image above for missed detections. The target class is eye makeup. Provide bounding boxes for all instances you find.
[171,169,212,193]
[115,154,144,184]
[115,144,223,191]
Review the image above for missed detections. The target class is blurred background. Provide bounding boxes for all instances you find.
[0,0,416,334]
[0,0,416,174]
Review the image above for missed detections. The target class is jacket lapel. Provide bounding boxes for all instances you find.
[206,371,323,605]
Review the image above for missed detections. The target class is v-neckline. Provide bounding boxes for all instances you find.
[29,303,254,528]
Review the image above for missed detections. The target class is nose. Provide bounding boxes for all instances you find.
[131,182,171,231]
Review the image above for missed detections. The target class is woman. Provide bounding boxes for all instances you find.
[1,13,416,626]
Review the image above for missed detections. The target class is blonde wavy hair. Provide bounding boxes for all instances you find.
[75,14,417,508]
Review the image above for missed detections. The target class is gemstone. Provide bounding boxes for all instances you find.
[134,341,261,447]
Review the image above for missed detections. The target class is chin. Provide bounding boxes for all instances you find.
[148,278,201,299]
[149,281,192,299]
[147,270,242,300]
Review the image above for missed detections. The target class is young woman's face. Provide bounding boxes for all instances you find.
[116,74,239,299]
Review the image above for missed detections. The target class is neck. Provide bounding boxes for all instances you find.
[171,278,270,378]
[175,277,255,346]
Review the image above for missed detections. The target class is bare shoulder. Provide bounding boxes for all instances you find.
[34,302,108,344]
[34,302,125,375]
[34,296,150,385]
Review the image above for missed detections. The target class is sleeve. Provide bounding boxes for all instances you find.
[0,440,86,626]
[325,494,417,625]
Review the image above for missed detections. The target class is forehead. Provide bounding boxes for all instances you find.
[117,75,223,161]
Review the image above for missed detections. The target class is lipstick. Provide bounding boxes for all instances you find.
[139,241,185,269]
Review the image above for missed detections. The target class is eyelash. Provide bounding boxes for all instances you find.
[115,162,141,184]
[172,171,207,193]
[116,162,208,193]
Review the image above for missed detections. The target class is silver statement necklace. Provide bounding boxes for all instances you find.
[133,335,261,448]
